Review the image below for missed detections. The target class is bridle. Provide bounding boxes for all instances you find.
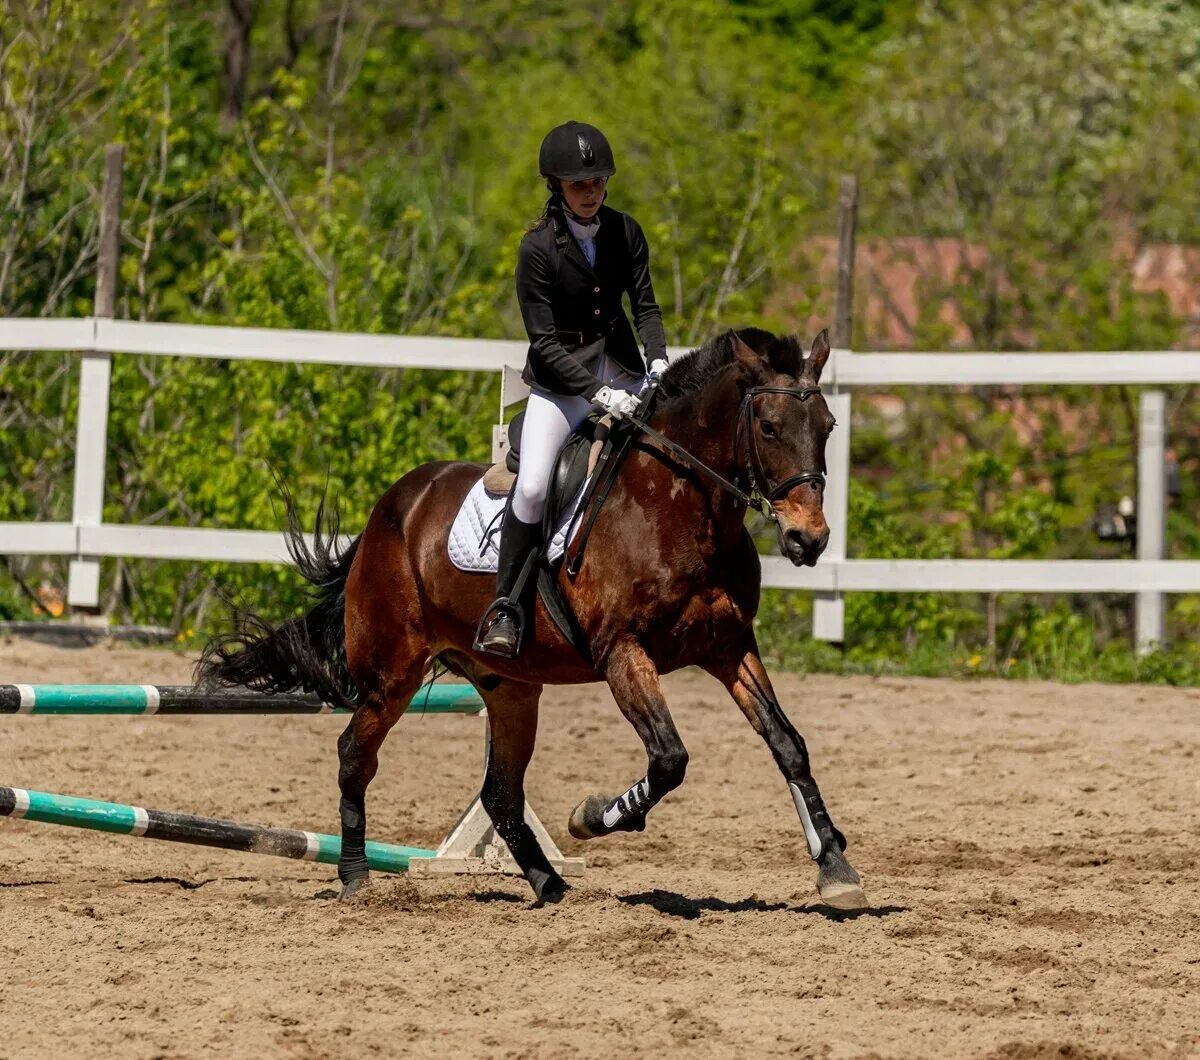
[625,382,827,523]
[740,385,827,508]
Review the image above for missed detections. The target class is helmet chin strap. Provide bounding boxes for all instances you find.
[561,186,606,225]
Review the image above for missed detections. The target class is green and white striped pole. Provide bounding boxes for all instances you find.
[0,683,482,715]
[0,785,433,873]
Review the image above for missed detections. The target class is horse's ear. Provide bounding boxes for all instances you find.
[728,329,763,379]
[803,329,830,384]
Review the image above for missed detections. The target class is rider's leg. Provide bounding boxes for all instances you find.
[511,355,638,525]
[478,387,591,655]
[475,506,542,656]
[510,388,590,523]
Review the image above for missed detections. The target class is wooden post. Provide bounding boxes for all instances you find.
[833,174,858,350]
[68,143,123,611]
[95,144,123,318]
[813,175,858,644]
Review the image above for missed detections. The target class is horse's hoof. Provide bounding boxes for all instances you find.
[339,875,371,902]
[818,878,870,910]
[568,794,609,840]
[816,848,869,911]
[527,866,569,905]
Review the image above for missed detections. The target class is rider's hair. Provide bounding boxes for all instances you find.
[528,179,564,232]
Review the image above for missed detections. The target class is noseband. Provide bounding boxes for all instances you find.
[626,383,827,523]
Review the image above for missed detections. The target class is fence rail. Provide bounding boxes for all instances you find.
[1,315,1196,649]
[9,315,1200,383]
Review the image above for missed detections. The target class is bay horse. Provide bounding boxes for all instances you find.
[198,326,867,910]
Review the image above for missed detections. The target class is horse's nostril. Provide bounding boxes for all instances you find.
[784,528,829,553]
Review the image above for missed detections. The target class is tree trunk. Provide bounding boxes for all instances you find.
[222,0,257,128]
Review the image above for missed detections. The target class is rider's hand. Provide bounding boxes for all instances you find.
[648,358,669,379]
[593,386,639,419]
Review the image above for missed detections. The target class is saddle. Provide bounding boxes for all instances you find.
[472,405,642,668]
[482,410,612,541]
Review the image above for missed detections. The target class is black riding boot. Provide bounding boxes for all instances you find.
[475,509,543,657]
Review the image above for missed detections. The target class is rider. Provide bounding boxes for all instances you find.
[477,120,670,657]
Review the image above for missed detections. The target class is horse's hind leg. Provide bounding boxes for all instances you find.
[477,679,567,904]
[336,649,429,899]
[704,638,868,911]
[568,640,689,841]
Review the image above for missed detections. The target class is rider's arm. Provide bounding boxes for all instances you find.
[516,238,604,400]
[623,215,667,367]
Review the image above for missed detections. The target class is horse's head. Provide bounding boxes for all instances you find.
[730,329,835,567]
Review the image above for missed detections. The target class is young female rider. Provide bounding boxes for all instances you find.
[477,120,669,657]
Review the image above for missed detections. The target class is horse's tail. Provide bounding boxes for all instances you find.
[195,485,359,710]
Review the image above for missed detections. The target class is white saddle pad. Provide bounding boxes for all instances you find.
[447,473,588,574]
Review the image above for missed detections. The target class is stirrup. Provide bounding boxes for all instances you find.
[473,600,525,658]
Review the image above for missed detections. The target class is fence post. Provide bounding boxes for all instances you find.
[67,143,123,610]
[834,175,857,351]
[813,175,857,643]
[1135,390,1166,652]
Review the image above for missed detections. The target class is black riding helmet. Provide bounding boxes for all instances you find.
[538,121,616,182]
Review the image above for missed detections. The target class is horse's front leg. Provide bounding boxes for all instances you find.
[706,641,868,910]
[568,640,689,840]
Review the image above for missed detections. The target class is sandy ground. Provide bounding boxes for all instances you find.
[1,640,1198,1059]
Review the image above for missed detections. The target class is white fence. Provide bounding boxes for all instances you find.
[3,316,1199,649]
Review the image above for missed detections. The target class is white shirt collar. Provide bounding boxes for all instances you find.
[566,213,600,241]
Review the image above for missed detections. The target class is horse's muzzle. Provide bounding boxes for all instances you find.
[780,525,829,567]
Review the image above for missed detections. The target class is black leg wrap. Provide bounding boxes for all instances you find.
[338,795,370,882]
[481,784,566,903]
[788,780,846,862]
[338,855,370,884]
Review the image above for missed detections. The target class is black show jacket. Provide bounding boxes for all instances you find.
[515,204,667,400]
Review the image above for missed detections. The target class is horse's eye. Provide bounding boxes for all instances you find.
[760,420,778,438]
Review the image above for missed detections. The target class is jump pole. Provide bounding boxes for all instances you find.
[0,683,483,715]
[1,682,584,879]
[0,785,433,873]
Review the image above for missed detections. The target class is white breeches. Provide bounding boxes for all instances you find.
[510,354,643,523]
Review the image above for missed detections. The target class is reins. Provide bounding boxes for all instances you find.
[624,382,826,523]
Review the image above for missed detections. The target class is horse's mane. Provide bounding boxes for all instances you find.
[655,327,805,405]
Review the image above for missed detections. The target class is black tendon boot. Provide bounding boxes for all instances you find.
[475,509,543,657]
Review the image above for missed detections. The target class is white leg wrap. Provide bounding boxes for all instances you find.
[789,782,823,859]
[603,776,650,830]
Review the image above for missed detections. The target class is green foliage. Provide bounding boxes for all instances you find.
[761,597,1200,686]
[1,0,1196,684]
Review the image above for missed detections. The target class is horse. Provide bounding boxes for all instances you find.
[197,326,868,910]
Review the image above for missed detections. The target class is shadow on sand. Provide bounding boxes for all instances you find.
[470,889,527,904]
[617,888,908,922]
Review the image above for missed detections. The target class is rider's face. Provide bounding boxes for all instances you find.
[560,177,607,219]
